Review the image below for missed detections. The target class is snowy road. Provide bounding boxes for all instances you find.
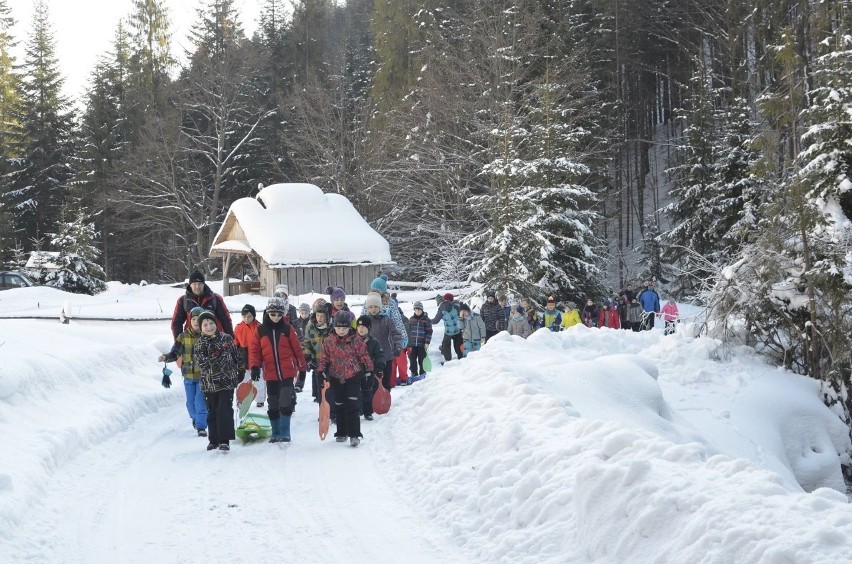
[3,392,469,564]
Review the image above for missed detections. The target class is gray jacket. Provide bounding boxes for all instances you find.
[507,315,531,338]
[461,313,487,342]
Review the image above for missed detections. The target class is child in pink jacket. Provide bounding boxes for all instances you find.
[661,298,679,335]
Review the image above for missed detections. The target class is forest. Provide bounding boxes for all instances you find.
[1,0,852,461]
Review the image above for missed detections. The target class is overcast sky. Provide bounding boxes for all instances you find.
[6,0,262,103]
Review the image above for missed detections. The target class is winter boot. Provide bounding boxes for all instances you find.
[350,437,360,447]
[197,428,208,437]
[280,415,291,442]
[269,417,281,443]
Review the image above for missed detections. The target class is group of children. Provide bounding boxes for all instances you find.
[160,275,682,452]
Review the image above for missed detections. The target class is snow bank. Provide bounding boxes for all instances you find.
[374,325,852,563]
[0,319,178,539]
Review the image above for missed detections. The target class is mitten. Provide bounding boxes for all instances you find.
[250,367,260,381]
[161,366,172,388]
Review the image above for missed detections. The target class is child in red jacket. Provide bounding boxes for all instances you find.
[248,297,306,443]
[319,311,374,447]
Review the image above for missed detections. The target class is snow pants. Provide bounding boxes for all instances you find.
[331,376,361,439]
[380,359,394,391]
[184,379,208,431]
[463,340,481,357]
[266,379,296,422]
[360,374,376,417]
[441,333,464,362]
[393,347,409,385]
[409,345,427,376]
[664,320,676,335]
[205,388,235,445]
[642,311,656,330]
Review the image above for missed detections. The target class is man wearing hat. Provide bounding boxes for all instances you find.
[171,269,233,339]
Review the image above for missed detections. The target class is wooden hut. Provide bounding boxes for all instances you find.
[210,183,393,296]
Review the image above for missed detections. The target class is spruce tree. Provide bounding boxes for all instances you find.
[43,206,107,295]
[0,0,75,250]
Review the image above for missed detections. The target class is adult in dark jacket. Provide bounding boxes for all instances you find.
[248,297,307,443]
[171,270,233,339]
[356,315,385,420]
[480,290,503,342]
[637,281,661,330]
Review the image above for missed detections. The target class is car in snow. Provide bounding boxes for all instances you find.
[0,271,38,290]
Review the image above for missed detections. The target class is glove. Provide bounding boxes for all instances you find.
[307,360,317,372]
[250,367,260,381]
[295,375,305,392]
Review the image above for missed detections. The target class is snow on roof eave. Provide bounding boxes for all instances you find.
[267,261,397,269]
[210,240,253,254]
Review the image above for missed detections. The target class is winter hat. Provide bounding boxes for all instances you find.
[567,301,577,310]
[356,315,372,329]
[370,275,388,294]
[189,270,205,284]
[333,311,352,327]
[273,284,289,298]
[326,285,346,302]
[413,301,424,310]
[298,303,311,313]
[515,305,524,314]
[459,303,471,313]
[266,297,287,314]
[241,304,256,317]
[189,306,205,318]
[485,290,496,299]
[365,292,382,309]
[197,310,216,327]
[443,292,454,302]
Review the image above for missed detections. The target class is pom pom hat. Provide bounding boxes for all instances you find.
[326,285,346,302]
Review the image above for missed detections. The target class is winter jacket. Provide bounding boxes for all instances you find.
[598,306,621,329]
[233,319,260,370]
[383,296,408,348]
[291,315,310,340]
[480,300,503,332]
[163,328,202,380]
[561,309,582,330]
[525,307,541,330]
[249,319,306,382]
[661,302,679,322]
[638,288,661,313]
[431,301,462,336]
[496,305,511,332]
[367,312,402,360]
[399,307,413,347]
[330,304,356,328]
[507,313,531,338]
[301,319,330,364]
[171,285,233,338]
[541,309,562,332]
[361,334,386,373]
[626,302,643,324]
[461,312,487,343]
[319,329,373,382]
[193,331,241,393]
[409,312,433,347]
[581,304,599,327]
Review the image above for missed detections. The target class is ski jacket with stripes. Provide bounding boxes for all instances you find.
[249,319,306,382]
[319,330,373,382]
[541,310,562,332]
[409,312,433,347]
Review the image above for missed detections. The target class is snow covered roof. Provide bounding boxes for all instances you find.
[210,183,392,267]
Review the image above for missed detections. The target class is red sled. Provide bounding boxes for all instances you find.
[372,375,391,415]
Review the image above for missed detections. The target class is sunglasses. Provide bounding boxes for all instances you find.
[268,312,283,318]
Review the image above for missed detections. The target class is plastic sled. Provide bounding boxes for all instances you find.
[236,381,257,419]
[409,372,427,384]
[422,356,432,372]
[372,375,392,415]
[319,381,331,440]
[236,412,272,441]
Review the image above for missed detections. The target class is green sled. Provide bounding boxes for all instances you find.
[236,412,272,441]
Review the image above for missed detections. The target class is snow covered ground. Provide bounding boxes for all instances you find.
[1,281,851,563]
